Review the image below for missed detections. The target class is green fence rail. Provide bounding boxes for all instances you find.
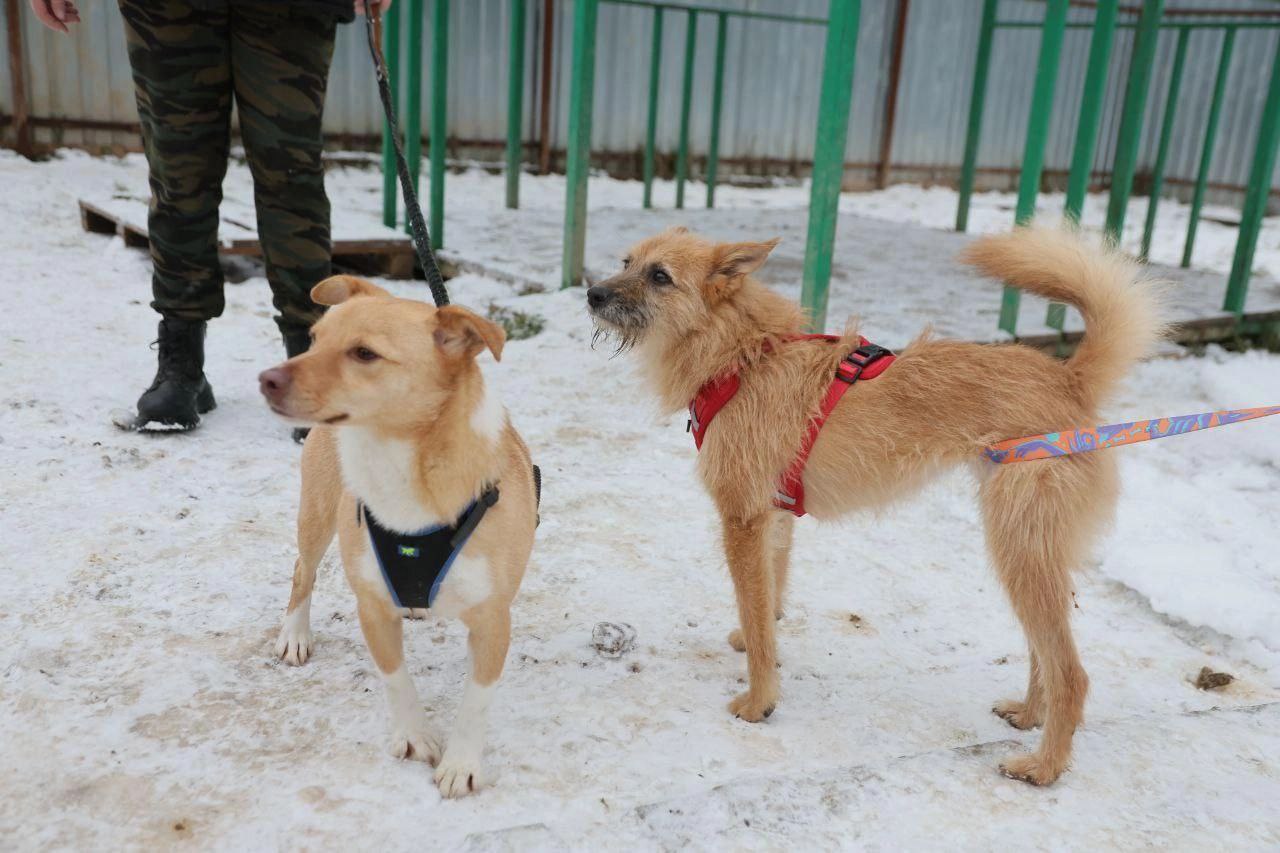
[377,0,1280,336]
[955,0,1280,338]
[554,0,845,325]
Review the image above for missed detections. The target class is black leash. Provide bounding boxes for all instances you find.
[363,1,450,307]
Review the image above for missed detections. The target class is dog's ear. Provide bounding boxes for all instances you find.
[433,305,506,362]
[311,275,391,306]
[713,238,780,279]
[703,238,780,304]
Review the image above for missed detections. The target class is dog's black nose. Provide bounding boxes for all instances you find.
[586,286,613,310]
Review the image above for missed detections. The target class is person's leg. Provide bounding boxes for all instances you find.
[229,3,337,353]
[118,0,232,429]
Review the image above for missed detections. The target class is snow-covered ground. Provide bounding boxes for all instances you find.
[2,151,1279,850]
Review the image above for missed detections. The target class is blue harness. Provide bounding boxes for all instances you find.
[358,466,540,609]
[360,486,499,609]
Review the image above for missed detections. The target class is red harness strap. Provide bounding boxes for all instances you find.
[688,335,895,517]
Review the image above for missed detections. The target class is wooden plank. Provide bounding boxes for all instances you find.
[78,195,421,279]
[79,200,117,235]
[1017,309,1280,355]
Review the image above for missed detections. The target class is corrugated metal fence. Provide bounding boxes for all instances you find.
[3,0,1278,200]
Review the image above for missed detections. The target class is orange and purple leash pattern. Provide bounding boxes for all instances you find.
[983,405,1280,464]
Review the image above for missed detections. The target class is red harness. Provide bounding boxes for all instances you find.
[688,335,895,517]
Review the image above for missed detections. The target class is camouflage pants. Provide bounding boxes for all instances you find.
[119,0,339,337]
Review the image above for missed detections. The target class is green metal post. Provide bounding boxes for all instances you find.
[706,12,728,208]
[561,0,599,289]
[800,0,860,332]
[1139,26,1189,261]
[505,0,527,209]
[1050,0,1117,333]
[1183,27,1234,268]
[956,0,998,233]
[998,0,1068,337]
[1223,42,1280,316]
[642,7,663,209]
[1064,0,1117,219]
[1104,0,1164,243]
[675,10,698,210]
[429,0,448,248]
[381,0,402,228]
[405,0,425,213]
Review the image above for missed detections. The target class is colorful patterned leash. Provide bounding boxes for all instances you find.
[984,405,1280,464]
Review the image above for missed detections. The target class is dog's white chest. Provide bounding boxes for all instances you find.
[338,428,494,617]
[337,428,442,532]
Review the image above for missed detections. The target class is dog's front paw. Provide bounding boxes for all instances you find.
[434,751,484,798]
[993,699,1043,730]
[999,752,1064,786]
[728,689,776,722]
[727,629,746,652]
[389,725,442,765]
[274,611,313,666]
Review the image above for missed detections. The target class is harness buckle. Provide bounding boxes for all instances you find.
[836,344,892,384]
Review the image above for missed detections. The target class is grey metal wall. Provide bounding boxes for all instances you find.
[3,0,1278,194]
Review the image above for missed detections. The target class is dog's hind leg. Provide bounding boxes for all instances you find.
[728,512,792,652]
[981,457,1115,785]
[435,601,511,798]
[994,650,1046,730]
[276,431,342,665]
[721,512,780,721]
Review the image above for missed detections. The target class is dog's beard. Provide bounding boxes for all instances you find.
[590,324,641,357]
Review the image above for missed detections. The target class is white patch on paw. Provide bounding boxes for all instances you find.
[389,725,443,764]
[434,752,483,798]
[383,665,441,764]
[275,596,313,665]
[435,678,495,797]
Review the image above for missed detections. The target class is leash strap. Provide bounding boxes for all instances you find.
[363,1,450,308]
[983,405,1280,464]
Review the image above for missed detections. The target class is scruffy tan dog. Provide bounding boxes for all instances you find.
[586,226,1163,785]
[259,275,538,798]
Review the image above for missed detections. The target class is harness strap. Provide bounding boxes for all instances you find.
[687,335,895,518]
[358,484,499,609]
[450,485,500,549]
[775,343,894,515]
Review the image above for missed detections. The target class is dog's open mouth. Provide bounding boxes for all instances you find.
[323,414,350,424]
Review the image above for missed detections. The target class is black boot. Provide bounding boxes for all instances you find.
[283,327,311,360]
[134,318,216,431]
[282,326,312,444]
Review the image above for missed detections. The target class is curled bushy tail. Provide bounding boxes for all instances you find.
[960,226,1167,405]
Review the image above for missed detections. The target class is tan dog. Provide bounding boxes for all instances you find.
[585,226,1164,785]
[259,275,538,798]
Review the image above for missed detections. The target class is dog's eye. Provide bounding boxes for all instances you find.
[351,346,380,363]
[621,257,631,269]
[650,268,672,285]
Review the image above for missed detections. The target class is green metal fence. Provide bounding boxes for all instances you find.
[552,0,860,333]
[378,0,448,250]
[956,0,1280,338]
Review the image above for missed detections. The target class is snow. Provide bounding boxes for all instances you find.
[2,150,1279,849]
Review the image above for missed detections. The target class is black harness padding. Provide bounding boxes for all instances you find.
[360,486,499,609]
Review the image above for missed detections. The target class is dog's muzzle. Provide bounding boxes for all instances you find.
[586,285,614,312]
